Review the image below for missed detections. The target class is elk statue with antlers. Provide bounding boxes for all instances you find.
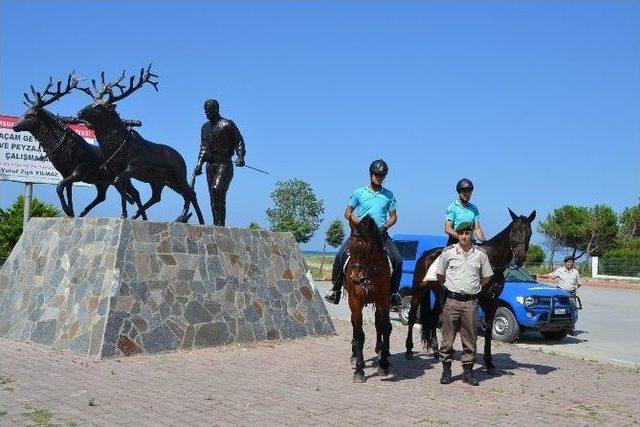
[13,72,147,219]
[76,65,206,224]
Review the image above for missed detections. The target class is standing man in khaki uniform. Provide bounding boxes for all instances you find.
[436,221,493,386]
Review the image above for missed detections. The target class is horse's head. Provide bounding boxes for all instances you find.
[349,215,383,258]
[508,208,536,267]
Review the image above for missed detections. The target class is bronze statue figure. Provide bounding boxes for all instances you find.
[75,65,206,224]
[13,73,147,218]
[193,99,246,226]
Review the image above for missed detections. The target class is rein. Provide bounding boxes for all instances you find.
[100,130,129,171]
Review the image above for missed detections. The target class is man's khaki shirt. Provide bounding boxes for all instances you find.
[436,244,493,295]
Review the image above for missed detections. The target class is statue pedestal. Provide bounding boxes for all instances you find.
[0,218,334,357]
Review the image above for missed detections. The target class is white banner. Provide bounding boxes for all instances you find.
[0,115,97,186]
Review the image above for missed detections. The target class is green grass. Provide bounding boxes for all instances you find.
[0,410,7,417]
[304,254,335,281]
[416,417,450,425]
[575,403,602,423]
[295,406,316,419]
[0,376,13,385]
[24,407,55,426]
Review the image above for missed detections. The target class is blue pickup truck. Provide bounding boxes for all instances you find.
[393,234,578,342]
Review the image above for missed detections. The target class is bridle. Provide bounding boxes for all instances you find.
[348,227,384,294]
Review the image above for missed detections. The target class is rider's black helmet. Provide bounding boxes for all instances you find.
[456,178,474,192]
[369,159,388,177]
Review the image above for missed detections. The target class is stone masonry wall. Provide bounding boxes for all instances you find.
[0,218,334,357]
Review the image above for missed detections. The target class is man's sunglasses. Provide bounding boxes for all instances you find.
[372,173,387,179]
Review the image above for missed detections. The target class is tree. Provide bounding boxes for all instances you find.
[0,196,61,257]
[265,179,324,243]
[538,204,618,260]
[320,219,345,275]
[248,221,262,230]
[524,244,545,266]
[619,204,640,239]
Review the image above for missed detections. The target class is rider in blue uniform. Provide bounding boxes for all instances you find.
[444,178,486,246]
[324,159,403,308]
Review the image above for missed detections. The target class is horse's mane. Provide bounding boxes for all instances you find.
[478,222,512,246]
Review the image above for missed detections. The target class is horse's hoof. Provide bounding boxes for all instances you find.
[405,351,414,360]
[353,372,366,383]
[350,357,357,365]
[377,366,390,376]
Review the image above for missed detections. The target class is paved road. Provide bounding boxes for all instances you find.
[1,319,639,426]
[313,281,640,367]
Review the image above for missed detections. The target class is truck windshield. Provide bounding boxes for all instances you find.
[504,267,537,283]
[393,240,419,261]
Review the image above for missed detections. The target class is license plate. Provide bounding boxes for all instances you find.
[554,308,566,315]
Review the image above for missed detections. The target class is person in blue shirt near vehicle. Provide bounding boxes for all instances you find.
[444,178,486,246]
[324,159,403,308]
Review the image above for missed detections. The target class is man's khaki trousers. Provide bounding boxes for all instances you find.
[439,297,479,365]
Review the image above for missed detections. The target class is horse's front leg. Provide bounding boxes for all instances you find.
[375,307,392,376]
[481,281,504,374]
[405,287,422,360]
[351,309,366,383]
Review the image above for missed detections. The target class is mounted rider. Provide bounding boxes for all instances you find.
[444,178,486,245]
[324,159,403,308]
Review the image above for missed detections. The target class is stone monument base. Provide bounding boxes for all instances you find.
[0,218,334,357]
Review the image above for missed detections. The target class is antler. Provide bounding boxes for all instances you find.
[23,72,81,108]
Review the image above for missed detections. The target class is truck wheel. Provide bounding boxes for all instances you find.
[398,296,412,326]
[541,330,569,341]
[492,307,519,343]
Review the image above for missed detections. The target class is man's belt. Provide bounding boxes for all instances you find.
[445,290,478,301]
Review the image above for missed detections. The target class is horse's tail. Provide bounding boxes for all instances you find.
[420,287,432,345]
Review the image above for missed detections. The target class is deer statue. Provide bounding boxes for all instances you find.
[75,65,205,224]
[13,72,147,219]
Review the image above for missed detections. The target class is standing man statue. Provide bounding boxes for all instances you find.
[194,99,246,226]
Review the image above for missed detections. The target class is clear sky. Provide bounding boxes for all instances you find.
[1,1,638,251]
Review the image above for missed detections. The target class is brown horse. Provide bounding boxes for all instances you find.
[405,209,536,374]
[346,215,392,383]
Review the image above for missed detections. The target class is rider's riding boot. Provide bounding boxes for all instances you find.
[462,364,479,386]
[440,362,453,384]
[324,282,342,305]
[390,292,402,308]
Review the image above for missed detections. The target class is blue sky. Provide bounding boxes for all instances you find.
[1,1,638,252]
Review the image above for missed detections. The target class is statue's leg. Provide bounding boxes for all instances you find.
[65,185,74,216]
[211,162,233,227]
[56,174,79,217]
[80,184,108,217]
[124,180,147,220]
[168,180,206,225]
[133,182,164,219]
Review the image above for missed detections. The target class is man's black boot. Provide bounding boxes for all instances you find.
[440,362,453,384]
[324,284,342,305]
[462,364,479,386]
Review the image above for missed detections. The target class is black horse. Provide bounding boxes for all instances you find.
[76,66,205,224]
[405,209,536,373]
[13,73,146,218]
